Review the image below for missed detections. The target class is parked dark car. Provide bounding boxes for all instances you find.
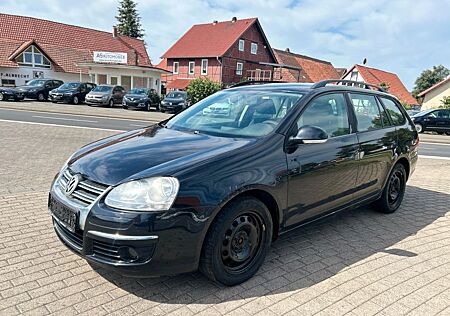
[411,109,450,135]
[85,85,125,107]
[49,80,418,286]
[160,91,190,113]
[15,79,63,101]
[0,87,24,101]
[122,88,160,111]
[49,82,96,104]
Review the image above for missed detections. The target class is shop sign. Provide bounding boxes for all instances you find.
[93,51,127,64]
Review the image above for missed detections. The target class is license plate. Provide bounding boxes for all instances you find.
[49,194,78,232]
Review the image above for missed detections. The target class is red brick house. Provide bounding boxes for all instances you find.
[272,48,340,83]
[342,64,417,105]
[159,17,277,90]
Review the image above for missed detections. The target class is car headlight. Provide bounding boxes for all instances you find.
[102,95,109,100]
[105,177,179,211]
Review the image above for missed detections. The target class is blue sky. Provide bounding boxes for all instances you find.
[1,0,449,89]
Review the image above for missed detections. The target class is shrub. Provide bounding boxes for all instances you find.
[440,96,450,109]
[186,78,222,104]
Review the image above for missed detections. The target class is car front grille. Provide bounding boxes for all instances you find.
[59,169,108,206]
[92,239,122,261]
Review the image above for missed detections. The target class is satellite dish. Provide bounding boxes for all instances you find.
[363,58,367,65]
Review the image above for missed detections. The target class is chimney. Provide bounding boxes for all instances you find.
[213,20,218,25]
[231,17,237,23]
[112,26,118,37]
[285,48,290,53]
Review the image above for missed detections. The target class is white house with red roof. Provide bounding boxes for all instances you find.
[342,64,417,105]
[0,13,168,93]
[417,76,450,110]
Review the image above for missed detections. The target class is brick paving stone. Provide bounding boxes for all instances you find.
[0,120,449,315]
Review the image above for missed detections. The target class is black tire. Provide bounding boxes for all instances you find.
[72,96,79,105]
[160,109,165,113]
[199,197,272,286]
[122,105,128,110]
[146,102,151,111]
[37,93,45,101]
[415,123,423,133]
[108,99,114,108]
[374,164,407,214]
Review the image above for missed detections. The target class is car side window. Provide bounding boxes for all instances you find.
[297,93,350,138]
[436,110,450,118]
[380,97,406,125]
[350,93,383,131]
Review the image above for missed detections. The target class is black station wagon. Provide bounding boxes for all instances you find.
[49,80,419,285]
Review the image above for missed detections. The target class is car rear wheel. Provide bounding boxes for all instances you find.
[108,99,114,108]
[200,197,272,286]
[374,163,407,214]
[37,93,45,101]
[72,96,79,105]
[415,123,423,133]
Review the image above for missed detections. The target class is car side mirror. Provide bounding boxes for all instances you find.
[289,125,328,145]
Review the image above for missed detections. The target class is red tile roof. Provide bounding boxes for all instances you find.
[417,76,450,97]
[162,18,259,58]
[166,78,193,90]
[273,49,340,83]
[0,13,152,74]
[343,64,417,105]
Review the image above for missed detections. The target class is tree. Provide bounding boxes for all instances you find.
[379,82,390,91]
[412,65,449,98]
[186,78,222,104]
[115,0,144,39]
[441,96,450,109]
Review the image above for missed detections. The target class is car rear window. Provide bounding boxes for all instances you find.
[380,97,406,126]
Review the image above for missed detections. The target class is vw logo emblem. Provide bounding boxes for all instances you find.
[65,174,82,196]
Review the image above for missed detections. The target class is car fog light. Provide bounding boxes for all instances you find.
[118,246,139,262]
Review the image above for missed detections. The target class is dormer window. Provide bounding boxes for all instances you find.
[16,45,51,68]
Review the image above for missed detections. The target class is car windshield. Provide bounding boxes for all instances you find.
[167,92,185,99]
[128,88,148,95]
[59,82,80,89]
[92,86,113,92]
[165,90,303,137]
[26,79,46,86]
[412,109,434,117]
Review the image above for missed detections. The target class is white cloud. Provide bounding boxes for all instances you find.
[1,0,449,89]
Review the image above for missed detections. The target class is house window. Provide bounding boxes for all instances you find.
[201,59,208,75]
[1,79,15,87]
[16,45,50,68]
[239,39,245,52]
[350,71,358,81]
[173,61,179,74]
[236,62,243,75]
[189,61,195,75]
[251,43,258,55]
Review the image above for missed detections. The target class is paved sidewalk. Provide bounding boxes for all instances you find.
[0,100,171,122]
[0,121,449,315]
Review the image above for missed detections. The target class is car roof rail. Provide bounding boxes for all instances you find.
[229,80,287,88]
[311,79,386,92]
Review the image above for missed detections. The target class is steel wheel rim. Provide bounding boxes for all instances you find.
[221,212,263,273]
[388,170,404,205]
[415,124,422,133]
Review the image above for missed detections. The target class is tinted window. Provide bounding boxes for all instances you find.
[297,93,350,137]
[92,86,112,92]
[380,97,406,125]
[432,110,450,118]
[350,94,383,131]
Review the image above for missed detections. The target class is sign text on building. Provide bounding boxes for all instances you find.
[93,51,127,64]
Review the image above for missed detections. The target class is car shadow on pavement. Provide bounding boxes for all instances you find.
[92,185,449,304]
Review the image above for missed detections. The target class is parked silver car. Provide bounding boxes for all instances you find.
[85,85,125,107]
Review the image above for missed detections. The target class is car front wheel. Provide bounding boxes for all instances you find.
[72,96,79,105]
[0,93,4,101]
[37,93,45,101]
[108,99,114,108]
[200,197,272,286]
[374,163,407,214]
[415,123,423,133]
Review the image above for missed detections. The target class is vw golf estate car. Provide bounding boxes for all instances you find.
[49,80,418,285]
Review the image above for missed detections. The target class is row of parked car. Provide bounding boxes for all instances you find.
[0,78,190,113]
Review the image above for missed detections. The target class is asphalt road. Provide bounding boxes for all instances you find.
[1,107,449,158]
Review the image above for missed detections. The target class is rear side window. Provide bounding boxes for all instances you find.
[380,97,406,125]
[350,94,383,131]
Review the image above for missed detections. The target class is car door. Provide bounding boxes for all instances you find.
[285,93,360,228]
[349,93,397,201]
[79,83,87,99]
[44,81,53,95]
[434,109,450,132]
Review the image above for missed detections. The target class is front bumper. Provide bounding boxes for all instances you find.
[85,98,109,106]
[49,171,207,277]
[1,92,23,101]
[50,94,74,103]
[160,103,183,112]
[123,99,147,109]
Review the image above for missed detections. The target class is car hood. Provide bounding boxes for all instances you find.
[69,125,252,186]
[16,85,42,91]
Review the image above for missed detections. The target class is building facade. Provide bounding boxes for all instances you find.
[0,14,168,94]
[159,17,277,90]
[417,77,450,110]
